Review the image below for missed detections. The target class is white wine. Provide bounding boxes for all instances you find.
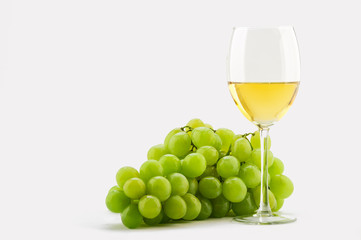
[228,82,299,126]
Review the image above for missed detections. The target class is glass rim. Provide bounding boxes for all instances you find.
[232,26,295,30]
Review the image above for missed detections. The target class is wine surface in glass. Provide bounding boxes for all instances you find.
[228,82,299,126]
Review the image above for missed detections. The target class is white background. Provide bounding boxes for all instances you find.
[1,0,361,239]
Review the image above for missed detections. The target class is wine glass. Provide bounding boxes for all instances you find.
[227,26,300,224]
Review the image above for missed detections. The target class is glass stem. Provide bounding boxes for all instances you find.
[256,126,272,216]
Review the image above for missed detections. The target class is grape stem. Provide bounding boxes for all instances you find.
[190,142,197,151]
[181,126,193,132]
[241,133,254,150]
[241,133,254,138]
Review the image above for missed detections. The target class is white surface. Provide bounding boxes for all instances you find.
[1,0,361,239]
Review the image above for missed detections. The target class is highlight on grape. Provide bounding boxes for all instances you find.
[105,118,294,229]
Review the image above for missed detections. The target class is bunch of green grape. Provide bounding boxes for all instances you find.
[105,119,294,229]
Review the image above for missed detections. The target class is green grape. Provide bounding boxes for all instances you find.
[211,195,230,218]
[108,185,121,192]
[159,154,181,176]
[231,137,252,162]
[238,163,261,188]
[147,144,168,160]
[196,196,212,220]
[181,153,207,178]
[116,166,140,190]
[196,146,219,166]
[214,134,222,151]
[105,189,130,213]
[123,178,146,199]
[191,127,217,148]
[182,193,201,220]
[252,186,277,210]
[143,210,164,226]
[164,195,187,219]
[204,123,213,129]
[268,157,284,176]
[138,195,162,219]
[167,173,189,196]
[216,156,240,178]
[250,131,271,149]
[139,160,163,182]
[269,175,294,199]
[215,128,235,153]
[272,196,284,212]
[198,176,222,199]
[232,192,257,216]
[187,178,198,195]
[147,176,171,202]
[222,177,247,203]
[168,132,191,158]
[198,166,219,179]
[249,149,274,169]
[164,128,182,150]
[230,134,242,152]
[186,118,205,129]
[121,203,143,229]
[269,190,277,210]
[232,134,243,143]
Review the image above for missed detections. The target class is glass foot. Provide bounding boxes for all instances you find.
[233,213,296,225]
